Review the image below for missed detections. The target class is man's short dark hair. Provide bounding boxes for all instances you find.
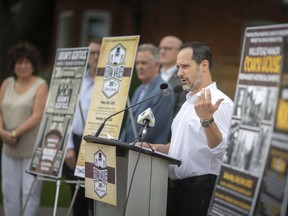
[180,42,213,70]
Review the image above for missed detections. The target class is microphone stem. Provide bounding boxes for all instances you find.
[94,91,162,137]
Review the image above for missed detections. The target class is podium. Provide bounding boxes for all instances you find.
[84,135,181,216]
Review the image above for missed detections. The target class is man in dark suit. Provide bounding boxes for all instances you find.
[120,43,175,144]
[159,36,187,116]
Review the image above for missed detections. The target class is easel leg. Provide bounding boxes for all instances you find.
[67,179,82,216]
[21,175,36,216]
[53,179,61,216]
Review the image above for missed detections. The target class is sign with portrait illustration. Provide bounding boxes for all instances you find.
[28,47,89,178]
[208,24,288,216]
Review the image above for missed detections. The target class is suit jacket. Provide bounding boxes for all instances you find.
[167,68,187,117]
[120,75,175,144]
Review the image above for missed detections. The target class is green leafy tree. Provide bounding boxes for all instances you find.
[0,0,55,83]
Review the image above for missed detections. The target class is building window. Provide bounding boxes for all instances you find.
[57,10,73,48]
[80,10,111,46]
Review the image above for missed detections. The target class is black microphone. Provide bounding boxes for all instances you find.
[94,83,170,137]
[173,85,183,93]
[161,83,170,96]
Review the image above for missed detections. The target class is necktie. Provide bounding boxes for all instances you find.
[137,85,148,103]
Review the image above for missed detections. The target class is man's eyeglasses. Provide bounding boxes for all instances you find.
[90,51,100,56]
[159,46,178,52]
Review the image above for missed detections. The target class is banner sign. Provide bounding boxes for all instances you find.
[82,35,139,205]
[85,142,117,205]
[75,36,139,178]
[28,47,89,178]
[208,24,288,216]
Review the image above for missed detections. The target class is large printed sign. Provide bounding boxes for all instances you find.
[78,36,139,205]
[208,24,288,216]
[85,142,117,205]
[75,36,139,178]
[28,47,89,178]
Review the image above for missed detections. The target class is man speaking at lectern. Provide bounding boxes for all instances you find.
[120,43,175,144]
[145,42,234,216]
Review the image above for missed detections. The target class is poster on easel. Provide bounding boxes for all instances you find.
[208,24,288,216]
[78,36,139,204]
[28,47,89,178]
[253,35,288,216]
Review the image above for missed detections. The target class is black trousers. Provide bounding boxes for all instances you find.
[63,134,94,216]
[167,174,217,216]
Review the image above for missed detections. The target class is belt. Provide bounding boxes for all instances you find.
[169,174,217,188]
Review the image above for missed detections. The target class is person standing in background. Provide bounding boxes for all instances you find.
[159,35,187,116]
[64,39,102,216]
[120,43,175,144]
[0,41,48,216]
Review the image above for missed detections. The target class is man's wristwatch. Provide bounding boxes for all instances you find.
[200,117,214,127]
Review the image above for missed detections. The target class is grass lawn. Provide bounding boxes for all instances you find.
[40,179,71,207]
[0,178,71,207]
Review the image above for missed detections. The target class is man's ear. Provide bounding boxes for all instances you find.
[200,59,209,73]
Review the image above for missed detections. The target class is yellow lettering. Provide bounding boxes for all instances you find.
[243,55,282,73]
[271,157,286,174]
[223,171,254,189]
[276,99,288,131]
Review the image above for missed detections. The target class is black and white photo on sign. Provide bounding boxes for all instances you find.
[46,78,81,115]
[233,86,247,118]
[263,87,278,123]
[223,120,241,165]
[55,79,73,110]
[242,86,268,127]
[249,126,271,174]
[229,129,259,173]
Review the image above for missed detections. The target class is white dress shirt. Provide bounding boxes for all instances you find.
[168,82,234,180]
[160,65,178,82]
[66,69,95,149]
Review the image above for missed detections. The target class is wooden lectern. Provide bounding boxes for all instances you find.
[84,135,181,216]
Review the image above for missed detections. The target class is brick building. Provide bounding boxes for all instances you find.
[52,0,288,98]
[0,0,287,98]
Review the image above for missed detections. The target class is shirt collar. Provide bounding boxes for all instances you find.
[160,65,177,74]
[85,69,95,83]
[160,65,178,82]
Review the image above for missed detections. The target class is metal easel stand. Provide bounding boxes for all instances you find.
[66,179,85,216]
[23,171,64,216]
[53,178,62,216]
[21,171,37,216]
[35,176,63,216]
[35,177,84,216]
